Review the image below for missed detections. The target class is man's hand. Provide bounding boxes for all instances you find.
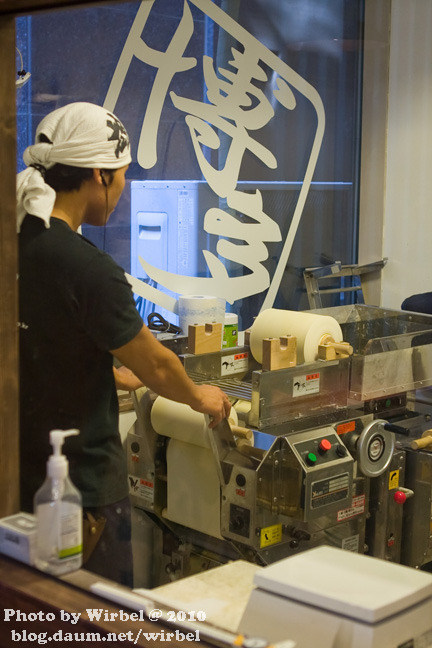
[112,325,231,426]
[190,384,232,428]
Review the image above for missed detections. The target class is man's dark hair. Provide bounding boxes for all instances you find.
[36,133,114,192]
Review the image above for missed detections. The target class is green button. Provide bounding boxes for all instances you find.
[307,452,317,464]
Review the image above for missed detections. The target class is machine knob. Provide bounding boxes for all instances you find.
[306,452,317,466]
[394,490,407,504]
[291,528,311,541]
[319,438,332,453]
[336,444,348,457]
[231,516,244,532]
[236,473,246,487]
[393,487,414,504]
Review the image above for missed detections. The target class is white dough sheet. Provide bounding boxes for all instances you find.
[150,396,238,538]
[150,396,238,446]
[249,308,343,364]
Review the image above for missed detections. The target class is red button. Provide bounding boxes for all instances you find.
[394,491,407,504]
[319,438,332,452]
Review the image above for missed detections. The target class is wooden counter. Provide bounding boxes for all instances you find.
[0,555,217,648]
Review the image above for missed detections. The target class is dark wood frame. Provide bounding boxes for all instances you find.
[0,8,20,519]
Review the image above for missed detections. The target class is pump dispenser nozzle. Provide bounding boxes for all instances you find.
[47,429,79,480]
[50,429,79,455]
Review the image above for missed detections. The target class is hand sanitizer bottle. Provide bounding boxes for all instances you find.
[34,429,83,575]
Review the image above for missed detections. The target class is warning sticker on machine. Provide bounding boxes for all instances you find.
[221,352,249,376]
[337,494,366,521]
[293,373,320,397]
[260,523,282,548]
[128,475,154,506]
[389,469,400,490]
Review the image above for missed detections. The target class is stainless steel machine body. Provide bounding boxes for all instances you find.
[127,305,432,586]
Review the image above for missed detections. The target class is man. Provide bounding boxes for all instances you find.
[17,102,231,584]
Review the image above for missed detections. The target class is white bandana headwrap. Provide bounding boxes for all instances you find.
[16,102,132,231]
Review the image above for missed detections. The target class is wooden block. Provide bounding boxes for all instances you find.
[318,344,337,360]
[318,339,353,360]
[244,329,251,346]
[188,322,223,355]
[262,336,297,371]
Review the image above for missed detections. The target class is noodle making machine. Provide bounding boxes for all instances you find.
[127,305,432,587]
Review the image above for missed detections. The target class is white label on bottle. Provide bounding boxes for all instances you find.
[58,503,82,558]
[36,502,82,560]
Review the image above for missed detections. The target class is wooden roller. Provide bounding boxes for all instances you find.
[235,437,253,448]
[230,424,253,441]
[411,429,432,450]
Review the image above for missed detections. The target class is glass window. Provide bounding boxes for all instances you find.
[17,0,364,330]
[16,0,364,588]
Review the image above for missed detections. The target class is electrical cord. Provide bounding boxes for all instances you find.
[147,312,183,335]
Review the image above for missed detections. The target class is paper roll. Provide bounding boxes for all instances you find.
[150,396,238,448]
[249,308,343,364]
[178,295,225,335]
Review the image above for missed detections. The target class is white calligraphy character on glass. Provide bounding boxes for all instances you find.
[104,0,325,313]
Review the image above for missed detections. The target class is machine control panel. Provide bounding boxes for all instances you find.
[221,425,356,545]
[294,432,348,469]
[288,427,354,522]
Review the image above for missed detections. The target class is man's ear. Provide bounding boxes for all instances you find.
[93,168,106,186]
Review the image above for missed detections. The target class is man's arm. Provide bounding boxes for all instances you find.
[113,365,144,391]
[111,324,231,427]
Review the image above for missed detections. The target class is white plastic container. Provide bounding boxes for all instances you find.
[34,429,83,575]
[223,312,239,348]
[0,512,36,565]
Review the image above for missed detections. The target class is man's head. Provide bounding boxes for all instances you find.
[17,102,132,230]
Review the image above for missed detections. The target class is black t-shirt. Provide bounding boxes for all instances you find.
[19,215,143,510]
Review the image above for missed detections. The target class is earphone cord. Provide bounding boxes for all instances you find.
[102,183,108,251]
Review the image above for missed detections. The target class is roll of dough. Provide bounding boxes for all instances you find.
[249,308,343,364]
[150,395,237,448]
